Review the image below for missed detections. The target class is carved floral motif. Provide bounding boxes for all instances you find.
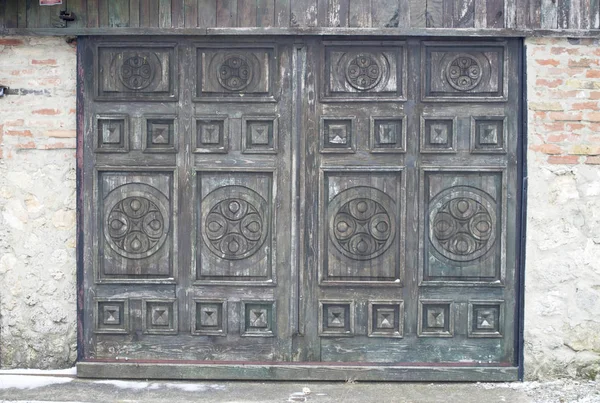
[445,54,482,91]
[345,53,382,91]
[120,55,154,90]
[217,55,253,91]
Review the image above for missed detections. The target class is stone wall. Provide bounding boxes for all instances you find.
[525,37,600,380]
[0,36,77,368]
[0,35,599,379]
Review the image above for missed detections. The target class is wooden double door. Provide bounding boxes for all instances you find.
[79,37,522,381]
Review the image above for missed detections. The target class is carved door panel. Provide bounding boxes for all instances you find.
[81,38,294,362]
[299,38,520,367]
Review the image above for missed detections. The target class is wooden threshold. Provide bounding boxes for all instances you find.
[77,361,519,382]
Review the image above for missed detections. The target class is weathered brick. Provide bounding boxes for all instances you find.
[536,78,563,88]
[547,112,584,121]
[31,59,57,65]
[568,58,596,68]
[585,156,600,164]
[45,130,76,138]
[32,108,61,116]
[572,101,599,110]
[0,38,24,46]
[550,47,579,55]
[5,130,33,137]
[536,59,560,67]
[586,70,600,78]
[547,155,580,164]
[586,111,600,122]
[569,145,600,155]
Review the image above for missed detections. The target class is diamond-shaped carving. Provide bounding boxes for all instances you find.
[97,116,128,152]
[195,118,227,153]
[201,124,220,144]
[103,305,120,325]
[321,117,355,153]
[469,301,503,338]
[422,118,455,153]
[145,119,175,151]
[242,117,277,154]
[320,301,353,336]
[242,302,274,337]
[378,122,398,144]
[200,305,219,327]
[249,308,268,328]
[472,117,505,153]
[418,300,453,337]
[143,299,177,335]
[376,309,395,329]
[368,301,403,338]
[151,306,170,326]
[193,300,226,336]
[250,123,270,145]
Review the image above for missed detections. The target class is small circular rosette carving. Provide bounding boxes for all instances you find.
[428,186,497,262]
[119,54,155,90]
[103,184,170,259]
[328,186,396,261]
[201,186,269,260]
[345,53,383,91]
[217,54,253,91]
[445,54,483,91]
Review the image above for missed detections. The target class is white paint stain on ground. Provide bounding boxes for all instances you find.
[0,375,73,389]
[94,379,225,393]
[0,368,76,376]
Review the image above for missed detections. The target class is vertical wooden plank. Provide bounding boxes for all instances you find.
[159,0,171,27]
[372,0,398,27]
[569,0,581,28]
[398,0,409,27]
[557,0,570,28]
[540,0,558,28]
[257,0,274,26]
[328,0,349,27]
[67,0,88,28]
[0,0,5,29]
[148,0,159,26]
[198,0,217,26]
[591,0,599,28]
[530,0,541,27]
[17,0,26,27]
[409,0,426,27]
[129,0,140,27]
[184,0,197,26]
[290,0,317,26]
[38,1,57,28]
[485,0,503,27]
[427,0,444,27]
[98,0,108,26]
[580,0,591,28]
[26,0,38,28]
[216,0,237,26]
[454,0,474,27]
[505,0,516,27]
[349,0,371,27]
[274,0,289,26]
[108,0,130,26]
[171,0,184,27]
[317,0,327,26]
[238,0,257,26]
[442,0,454,26]
[474,0,486,27]
[139,0,150,26]
[4,0,19,28]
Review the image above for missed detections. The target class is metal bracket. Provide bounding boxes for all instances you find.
[0,85,9,98]
[59,10,76,21]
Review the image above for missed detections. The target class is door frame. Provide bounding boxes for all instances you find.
[75,35,526,381]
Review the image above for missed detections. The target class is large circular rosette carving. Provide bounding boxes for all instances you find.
[445,54,483,91]
[328,186,396,261]
[201,185,269,260]
[103,183,170,259]
[429,186,497,262]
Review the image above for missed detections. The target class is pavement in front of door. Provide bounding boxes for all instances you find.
[0,369,599,403]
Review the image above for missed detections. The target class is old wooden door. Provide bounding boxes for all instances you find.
[79,37,522,381]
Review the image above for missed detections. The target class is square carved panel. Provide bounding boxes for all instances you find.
[196,46,276,102]
[242,116,278,154]
[421,117,456,153]
[192,299,227,336]
[143,299,177,335]
[96,115,128,153]
[193,116,228,154]
[320,117,356,153]
[241,301,275,337]
[97,45,177,101]
[468,300,504,338]
[143,116,177,153]
[95,299,128,334]
[471,116,506,153]
[319,300,354,337]
[368,301,404,338]
[418,300,454,337]
[322,42,406,101]
[370,116,406,153]
[422,42,507,102]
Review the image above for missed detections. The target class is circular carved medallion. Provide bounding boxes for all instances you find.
[202,186,268,260]
[217,55,253,91]
[104,184,170,259]
[345,53,382,91]
[328,187,396,261]
[445,54,482,91]
[120,55,154,90]
[429,186,497,262]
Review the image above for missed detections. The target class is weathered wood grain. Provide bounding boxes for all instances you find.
[349,0,371,27]
[557,0,571,27]
[274,0,289,26]
[474,0,486,27]
[427,0,445,27]
[372,0,399,27]
[216,0,237,27]
[290,0,317,26]
[184,0,197,27]
[238,0,256,26]
[541,0,557,28]
[486,0,504,27]
[98,0,108,26]
[327,0,349,27]
[592,0,600,27]
[4,0,18,28]
[442,0,455,26]
[108,0,130,27]
[409,0,426,27]
[256,0,274,27]
[159,0,171,27]
[198,0,216,26]
[171,0,184,27]
[454,0,475,27]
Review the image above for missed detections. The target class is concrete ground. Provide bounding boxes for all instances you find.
[0,370,598,403]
